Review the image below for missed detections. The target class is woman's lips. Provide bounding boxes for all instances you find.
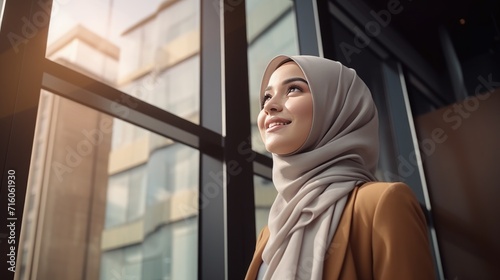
[266,121,291,132]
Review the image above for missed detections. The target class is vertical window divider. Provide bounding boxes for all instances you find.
[0,0,53,278]
[222,1,256,279]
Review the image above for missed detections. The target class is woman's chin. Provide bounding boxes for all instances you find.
[265,143,294,155]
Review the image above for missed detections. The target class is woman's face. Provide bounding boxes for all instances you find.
[257,61,313,155]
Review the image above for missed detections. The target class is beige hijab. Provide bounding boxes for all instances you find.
[259,55,379,279]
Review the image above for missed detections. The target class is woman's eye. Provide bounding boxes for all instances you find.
[287,86,302,94]
[261,93,272,108]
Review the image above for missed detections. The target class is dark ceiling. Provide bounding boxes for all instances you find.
[361,0,500,72]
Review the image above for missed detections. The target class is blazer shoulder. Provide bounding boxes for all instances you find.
[356,181,415,202]
[354,182,418,216]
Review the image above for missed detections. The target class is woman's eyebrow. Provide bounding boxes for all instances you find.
[282,77,308,85]
[264,77,308,91]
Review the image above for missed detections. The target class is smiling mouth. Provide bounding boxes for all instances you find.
[268,121,291,129]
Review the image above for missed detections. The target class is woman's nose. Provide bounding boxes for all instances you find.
[263,95,283,113]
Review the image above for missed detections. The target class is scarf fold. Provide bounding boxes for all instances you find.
[259,55,379,280]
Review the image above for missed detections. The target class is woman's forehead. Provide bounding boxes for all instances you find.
[268,62,304,82]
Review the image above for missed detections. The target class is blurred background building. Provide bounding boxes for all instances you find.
[0,0,499,279]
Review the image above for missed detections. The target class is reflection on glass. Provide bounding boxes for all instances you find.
[253,175,276,237]
[246,0,300,155]
[19,91,199,280]
[0,0,5,29]
[46,0,200,123]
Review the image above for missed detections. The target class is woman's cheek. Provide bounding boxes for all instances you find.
[257,111,265,131]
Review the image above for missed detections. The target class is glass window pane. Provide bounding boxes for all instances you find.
[246,0,300,155]
[19,91,199,280]
[253,175,276,236]
[0,0,5,29]
[46,0,200,123]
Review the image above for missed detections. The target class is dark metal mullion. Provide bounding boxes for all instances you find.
[199,0,225,279]
[0,1,30,186]
[253,152,273,168]
[42,59,224,159]
[43,59,218,140]
[223,1,256,279]
[0,0,52,279]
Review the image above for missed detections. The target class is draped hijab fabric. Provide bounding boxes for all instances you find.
[259,55,379,280]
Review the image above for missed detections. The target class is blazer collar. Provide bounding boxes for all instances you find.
[245,227,270,280]
[322,187,358,278]
[245,187,358,279]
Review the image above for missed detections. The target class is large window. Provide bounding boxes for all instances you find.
[18,92,199,280]
[9,0,204,279]
[46,0,200,123]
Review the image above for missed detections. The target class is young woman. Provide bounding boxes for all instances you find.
[245,55,436,280]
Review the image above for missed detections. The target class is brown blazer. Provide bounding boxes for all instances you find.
[245,182,436,279]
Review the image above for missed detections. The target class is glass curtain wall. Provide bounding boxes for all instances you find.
[46,0,200,123]
[16,0,201,279]
[19,92,199,280]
